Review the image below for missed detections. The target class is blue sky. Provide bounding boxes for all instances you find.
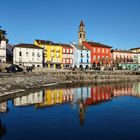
[1,0,140,49]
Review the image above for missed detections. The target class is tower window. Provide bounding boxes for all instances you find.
[80,34,82,38]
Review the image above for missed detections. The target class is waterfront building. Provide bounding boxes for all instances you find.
[34,40,63,69]
[13,43,43,67]
[111,49,138,70]
[13,91,44,106]
[0,38,7,63]
[130,47,140,53]
[83,41,112,68]
[78,21,112,68]
[130,47,140,66]
[71,43,91,69]
[61,44,73,68]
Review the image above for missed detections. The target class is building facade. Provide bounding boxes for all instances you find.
[13,43,43,67]
[34,40,63,69]
[83,41,112,68]
[0,39,7,63]
[13,91,44,106]
[71,44,91,69]
[130,47,140,53]
[130,47,140,66]
[111,49,139,70]
[61,44,73,68]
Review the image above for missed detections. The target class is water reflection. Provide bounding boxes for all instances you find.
[0,119,6,139]
[0,82,140,139]
[0,102,8,113]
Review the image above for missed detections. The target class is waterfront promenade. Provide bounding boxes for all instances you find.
[0,68,140,100]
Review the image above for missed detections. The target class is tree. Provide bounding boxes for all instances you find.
[0,26,7,41]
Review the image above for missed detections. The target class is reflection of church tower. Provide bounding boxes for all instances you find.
[78,20,86,45]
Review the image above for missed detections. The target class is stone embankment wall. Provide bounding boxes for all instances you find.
[0,67,139,98]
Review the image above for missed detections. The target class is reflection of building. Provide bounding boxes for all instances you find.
[86,85,112,105]
[0,102,8,113]
[112,83,133,97]
[13,91,44,106]
[132,82,140,97]
[36,88,74,107]
[73,87,91,103]
[0,119,6,138]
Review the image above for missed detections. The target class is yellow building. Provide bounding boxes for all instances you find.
[34,88,74,108]
[34,40,63,69]
[130,47,140,53]
[45,89,63,106]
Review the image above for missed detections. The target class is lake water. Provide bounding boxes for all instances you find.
[0,82,140,140]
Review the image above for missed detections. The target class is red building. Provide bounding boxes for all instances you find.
[83,41,112,67]
[61,44,73,68]
[85,85,112,105]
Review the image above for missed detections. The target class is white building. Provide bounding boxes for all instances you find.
[13,43,43,67]
[71,43,91,69]
[0,39,7,63]
[13,91,44,106]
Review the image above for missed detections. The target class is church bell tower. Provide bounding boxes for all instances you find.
[78,20,86,45]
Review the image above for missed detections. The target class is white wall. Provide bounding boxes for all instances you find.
[0,40,6,63]
[13,47,43,67]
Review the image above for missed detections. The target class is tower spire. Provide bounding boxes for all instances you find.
[78,20,86,45]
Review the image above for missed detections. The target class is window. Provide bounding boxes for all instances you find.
[32,52,34,56]
[87,59,89,63]
[102,48,104,53]
[63,59,65,63]
[93,48,96,53]
[66,59,69,63]
[83,34,85,38]
[63,49,65,53]
[106,49,108,53]
[26,52,28,57]
[80,34,82,38]
[70,59,72,64]
[70,49,72,53]
[37,52,40,57]
[93,56,96,60]
[19,51,22,56]
[98,48,100,53]
[67,49,69,53]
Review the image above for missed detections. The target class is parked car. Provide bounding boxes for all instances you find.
[5,65,23,73]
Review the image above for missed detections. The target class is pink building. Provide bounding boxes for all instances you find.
[111,49,134,62]
[61,44,73,68]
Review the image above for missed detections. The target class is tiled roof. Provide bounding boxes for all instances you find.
[111,49,134,53]
[35,39,61,46]
[86,41,112,48]
[13,43,43,49]
[61,44,73,48]
[130,47,140,50]
[72,44,90,51]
